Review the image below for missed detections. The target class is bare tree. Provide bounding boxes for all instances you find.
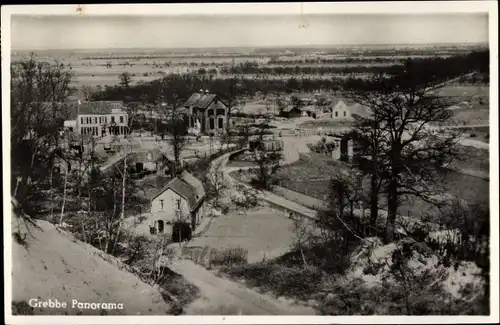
[165,112,189,176]
[250,119,283,190]
[10,54,73,213]
[205,159,228,208]
[343,65,461,242]
[81,85,97,101]
[119,72,132,88]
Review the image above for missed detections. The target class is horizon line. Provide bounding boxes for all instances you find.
[12,41,490,52]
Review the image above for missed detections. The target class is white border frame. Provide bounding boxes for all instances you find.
[2,2,498,324]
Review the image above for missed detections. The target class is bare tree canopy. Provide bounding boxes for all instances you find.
[11,54,74,211]
[342,63,462,242]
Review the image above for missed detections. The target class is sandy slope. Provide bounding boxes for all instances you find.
[11,208,171,315]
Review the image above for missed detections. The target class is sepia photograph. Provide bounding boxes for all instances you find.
[2,2,498,324]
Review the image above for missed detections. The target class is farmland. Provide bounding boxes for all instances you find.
[12,43,488,92]
[276,151,489,219]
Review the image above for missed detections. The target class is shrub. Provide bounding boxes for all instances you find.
[172,222,192,242]
[210,247,248,267]
[318,275,489,315]
[223,262,324,300]
[12,301,34,315]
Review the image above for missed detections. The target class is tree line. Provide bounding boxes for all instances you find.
[268,57,406,65]
[222,51,489,77]
[93,50,489,104]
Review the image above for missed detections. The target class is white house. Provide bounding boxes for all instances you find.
[149,171,205,234]
[64,101,129,138]
[330,99,353,120]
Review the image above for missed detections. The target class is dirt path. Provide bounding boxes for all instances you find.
[168,259,316,315]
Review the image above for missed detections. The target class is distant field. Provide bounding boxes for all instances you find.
[276,151,489,218]
[434,85,489,98]
[16,48,488,90]
[297,119,354,130]
[449,108,489,125]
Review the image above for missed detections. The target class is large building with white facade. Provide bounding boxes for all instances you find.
[64,101,129,138]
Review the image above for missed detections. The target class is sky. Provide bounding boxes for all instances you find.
[10,13,489,50]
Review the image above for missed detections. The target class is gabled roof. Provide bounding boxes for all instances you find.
[300,105,318,112]
[183,93,218,109]
[180,170,205,199]
[282,106,301,113]
[130,148,169,163]
[151,171,205,212]
[331,98,346,108]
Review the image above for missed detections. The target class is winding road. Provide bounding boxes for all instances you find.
[166,137,319,315]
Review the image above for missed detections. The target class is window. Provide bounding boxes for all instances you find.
[160,199,164,211]
[111,116,115,123]
[94,117,98,124]
[176,199,181,210]
[344,111,346,117]
[335,111,338,117]
[218,117,224,129]
[81,117,84,124]
[209,118,215,130]
[120,116,124,123]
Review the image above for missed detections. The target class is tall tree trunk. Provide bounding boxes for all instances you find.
[111,158,127,255]
[370,173,379,235]
[386,176,398,243]
[49,167,54,222]
[337,183,345,217]
[369,133,380,236]
[59,165,69,225]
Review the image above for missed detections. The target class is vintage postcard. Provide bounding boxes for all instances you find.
[2,2,498,324]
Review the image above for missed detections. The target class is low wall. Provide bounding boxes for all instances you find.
[228,148,247,161]
[270,186,327,211]
[262,199,316,222]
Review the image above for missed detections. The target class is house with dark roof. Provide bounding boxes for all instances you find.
[279,105,302,118]
[127,148,173,176]
[183,90,230,134]
[149,171,206,233]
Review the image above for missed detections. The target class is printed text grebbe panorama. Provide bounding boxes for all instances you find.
[29,298,124,310]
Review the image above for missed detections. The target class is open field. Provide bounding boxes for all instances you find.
[456,126,490,143]
[297,119,354,130]
[276,151,489,219]
[184,207,297,264]
[434,85,489,98]
[14,45,484,89]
